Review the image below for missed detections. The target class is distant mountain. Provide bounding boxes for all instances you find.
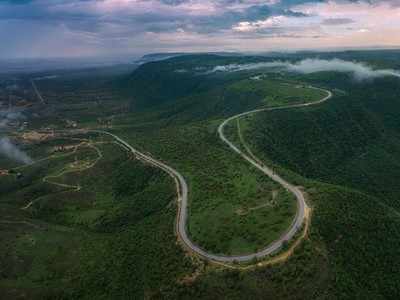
[0,57,135,74]
[134,53,188,65]
[134,52,245,65]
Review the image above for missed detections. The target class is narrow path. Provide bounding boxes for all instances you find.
[31,79,45,104]
[20,142,105,210]
[0,220,42,230]
[42,143,102,191]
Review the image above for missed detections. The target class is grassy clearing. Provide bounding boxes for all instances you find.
[227,78,327,107]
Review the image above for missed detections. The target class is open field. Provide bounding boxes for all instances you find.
[227,78,328,107]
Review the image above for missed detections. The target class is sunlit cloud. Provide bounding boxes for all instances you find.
[0,0,399,58]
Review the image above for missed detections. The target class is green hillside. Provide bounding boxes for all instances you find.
[2,51,400,299]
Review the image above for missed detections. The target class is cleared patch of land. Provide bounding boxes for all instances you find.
[227,79,327,107]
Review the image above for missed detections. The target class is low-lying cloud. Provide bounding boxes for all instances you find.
[208,58,400,80]
[0,108,33,164]
[0,109,24,129]
[288,59,400,80]
[0,136,33,164]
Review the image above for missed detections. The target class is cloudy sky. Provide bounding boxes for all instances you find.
[1,0,400,59]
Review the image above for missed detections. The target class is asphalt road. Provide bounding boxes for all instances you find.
[95,86,333,263]
[216,86,333,262]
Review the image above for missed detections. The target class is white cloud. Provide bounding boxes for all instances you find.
[231,0,400,47]
[0,108,33,164]
[0,137,33,164]
[233,16,289,32]
[292,0,400,36]
[1,0,400,58]
[208,58,400,81]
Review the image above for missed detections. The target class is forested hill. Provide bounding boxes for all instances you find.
[121,50,400,111]
[120,54,283,110]
[3,51,400,299]
[117,52,400,298]
[247,74,400,208]
[237,72,400,298]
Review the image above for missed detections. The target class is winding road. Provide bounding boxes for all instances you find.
[95,85,333,263]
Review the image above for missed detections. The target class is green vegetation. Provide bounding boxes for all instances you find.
[239,73,400,298]
[243,75,400,210]
[123,120,297,255]
[109,73,327,256]
[2,50,400,299]
[227,79,326,106]
[0,136,193,299]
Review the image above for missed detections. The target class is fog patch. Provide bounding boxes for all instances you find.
[34,75,59,81]
[0,109,24,129]
[208,59,400,81]
[0,108,33,164]
[287,59,400,81]
[0,136,33,164]
[174,69,188,73]
[208,61,286,73]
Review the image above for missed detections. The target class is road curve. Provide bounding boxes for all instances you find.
[217,86,332,262]
[93,85,332,263]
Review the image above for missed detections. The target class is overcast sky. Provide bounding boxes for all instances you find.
[1,0,400,59]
